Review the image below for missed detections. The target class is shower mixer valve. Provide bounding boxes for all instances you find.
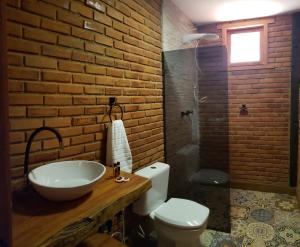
[181,110,193,117]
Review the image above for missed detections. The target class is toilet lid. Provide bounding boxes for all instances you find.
[154,198,209,229]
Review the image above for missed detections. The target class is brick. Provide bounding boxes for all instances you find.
[84,86,105,94]
[43,138,70,150]
[73,96,96,105]
[72,116,97,126]
[124,16,139,30]
[7,8,40,27]
[59,107,84,116]
[131,11,144,24]
[124,35,139,46]
[42,45,72,59]
[105,87,122,95]
[44,95,72,105]
[85,142,101,152]
[8,80,24,92]
[72,27,94,41]
[94,12,112,26]
[28,107,58,117]
[43,71,72,82]
[41,19,71,35]
[106,27,123,40]
[7,0,20,7]
[71,134,94,145]
[131,63,144,72]
[8,67,39,80]
[85,64,106,75]
[7,21,22,37]
[24,27,57,44]
[59,84,83,94]
[26,82,58,94]
[115,1,131,17]
[130,29,143,40]
[95,34,113,46]
[95,76,114,86]
[84,20,104,33]
[7,37,40,54]
[114,41,129,52]
[114,60,130,69]
[114,78,131,87]
[57,9,83,27]
[73,74,95,84]
[25,56,57,69]
[21,0,56,19]
[45,118,71,128]
[10,119,43,130]
[85,106,106,115]
[107,7,123,21]
[58,61,85,73]
[107,68,123,77]
[7,54,23,66]
[113,21,129,34]
[10,132,25,143]
[43,0,70,9]
[85,42,105,55]
[10,143,28,155]
[9,106,26,117]
[106,48,123,59]
[132,96,145,103]
[72,50,95,63]
[125,71,139,79]
[95,56,114,66]
[58,35,84,50]
[124,53,139,63]
[123,88,137,96]
[70,1,93,18]
[59,145,84,158]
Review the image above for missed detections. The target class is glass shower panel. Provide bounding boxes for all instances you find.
[164,45,230,232]
[163,48,199,199]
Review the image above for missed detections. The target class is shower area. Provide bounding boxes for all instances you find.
[163,39,230,232]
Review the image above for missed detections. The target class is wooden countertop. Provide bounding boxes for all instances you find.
[12,168,151,247]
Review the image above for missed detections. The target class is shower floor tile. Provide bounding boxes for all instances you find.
[201,189,300,247]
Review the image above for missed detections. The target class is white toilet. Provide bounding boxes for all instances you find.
[133,162,209,247]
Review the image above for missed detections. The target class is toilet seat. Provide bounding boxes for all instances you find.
[153,198,209,229]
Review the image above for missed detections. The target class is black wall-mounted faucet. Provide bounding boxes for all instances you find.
[24,126,64,184]
[181,110,194,117]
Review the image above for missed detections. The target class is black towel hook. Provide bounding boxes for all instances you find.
[108,97,124,122]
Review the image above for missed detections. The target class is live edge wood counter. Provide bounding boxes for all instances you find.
[12,168,151,247]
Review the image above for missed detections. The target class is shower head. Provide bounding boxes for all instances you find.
[182,33,219,44]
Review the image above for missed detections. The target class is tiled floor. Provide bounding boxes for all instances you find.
[201,189,300,247]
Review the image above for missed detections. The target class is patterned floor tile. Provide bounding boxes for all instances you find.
[201,189,300,247]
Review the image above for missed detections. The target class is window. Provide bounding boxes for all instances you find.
[229,28,261,64]
[219,18,274,69]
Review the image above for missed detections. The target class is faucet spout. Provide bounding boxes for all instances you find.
[24,126,64,184]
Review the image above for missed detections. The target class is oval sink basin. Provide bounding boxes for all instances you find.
[28,160,106,201]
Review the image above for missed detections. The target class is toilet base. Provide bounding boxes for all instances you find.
[157,235,203,247]
[155,218,207,247]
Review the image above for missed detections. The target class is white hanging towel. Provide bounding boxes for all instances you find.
[106,119,132,173]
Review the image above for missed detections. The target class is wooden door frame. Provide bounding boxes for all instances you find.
[0,0,12,246]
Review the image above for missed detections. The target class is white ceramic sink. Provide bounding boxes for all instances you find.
[28,160,106,201]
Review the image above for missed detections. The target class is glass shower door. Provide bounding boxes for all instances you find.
[164,45,230,232]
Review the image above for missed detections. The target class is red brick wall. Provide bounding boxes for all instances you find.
[198,15,292,189]
[7,0,164,190]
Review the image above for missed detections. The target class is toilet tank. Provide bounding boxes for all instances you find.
[132,162,169,216]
